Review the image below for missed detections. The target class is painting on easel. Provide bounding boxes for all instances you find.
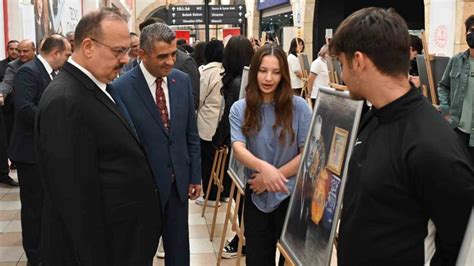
[279,87,363,266]
[416,54,449,105]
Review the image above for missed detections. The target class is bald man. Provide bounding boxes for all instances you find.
[0,39,35,182]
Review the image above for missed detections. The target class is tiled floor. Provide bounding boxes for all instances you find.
[0,171,337,265]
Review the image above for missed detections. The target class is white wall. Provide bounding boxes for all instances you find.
[0,1,5,59]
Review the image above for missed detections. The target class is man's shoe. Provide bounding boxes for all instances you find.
[156,238,165,258]
[195,196,221,207]
[222,237,245,259]
[0,176,18,187]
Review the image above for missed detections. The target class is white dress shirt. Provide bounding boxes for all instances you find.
[37,55,54,80]
[68,58,115,103]
[140,62,170,117]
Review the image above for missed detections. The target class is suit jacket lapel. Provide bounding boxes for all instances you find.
[62,62,142,145]
[132,67,169,136]
[34,58,52,88]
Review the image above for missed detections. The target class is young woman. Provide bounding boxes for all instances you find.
[287,38,305,96]
[229,44,312,265]
[212,35,255,258]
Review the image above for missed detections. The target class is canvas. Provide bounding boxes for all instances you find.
[280,87,363,266]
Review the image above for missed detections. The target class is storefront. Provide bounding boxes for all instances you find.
[259,0,295,49]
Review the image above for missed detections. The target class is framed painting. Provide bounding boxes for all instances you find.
[280,87,363,266]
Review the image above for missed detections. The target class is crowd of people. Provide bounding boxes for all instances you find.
[0,5,472,266]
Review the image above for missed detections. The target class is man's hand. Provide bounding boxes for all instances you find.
[188,184,201,200]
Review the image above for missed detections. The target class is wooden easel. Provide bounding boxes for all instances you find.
[420,31,439,105]
[324,37,348,91]
[217,171,245,266]
[201,148,228,241]
[277,243,295,266]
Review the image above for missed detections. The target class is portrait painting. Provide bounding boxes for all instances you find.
[280,87,363,266]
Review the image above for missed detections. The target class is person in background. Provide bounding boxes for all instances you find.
[0,40,19,187]
[120,32,140,74]
[0,40,19,82]
[230,44,312,265]
[65,31,75,53]
[408,34,423,88]
[110,23,201,266]
[0,39,36,172]
[139,18,201,110]
[11,34,71,266]
[438,15,474,165]
[307,44,329,104]
[213,35,255,259]
[287,37,305,96]
[196,40,224,207]
[192,41,207,72]
[330,7,474,265]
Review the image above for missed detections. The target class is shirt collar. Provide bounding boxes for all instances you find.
[68,57,107,92]
[372,86,424,123]
[37,55,54,77]
[139,61,168,87]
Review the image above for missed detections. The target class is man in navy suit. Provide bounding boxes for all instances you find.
[11,34,71,266]
[110,23,201,266]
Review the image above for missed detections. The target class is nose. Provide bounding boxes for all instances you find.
[265,71,272,81]
[165,54,175,66]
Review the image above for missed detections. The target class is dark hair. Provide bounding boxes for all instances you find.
[74,7,127,48]
[288,38,304,56]
[204,40,224,63]
[139,18,166,32]
[410,34,423,54]
[221,35,254,93]
[140,23,176,52]
[7,40,19,47]
[177,39,187,46]
[329,7,410,77]
[243,44,294,144]
[192,41,207,66]
[40,34,66,53]
[465,15,474,33]
[130,32,138,37]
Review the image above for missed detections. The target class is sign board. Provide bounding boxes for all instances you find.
[428,0,455,56]
[257,0,290,11]
[168,5,205,25]
[168,5,246,25]
[209,5,246,25]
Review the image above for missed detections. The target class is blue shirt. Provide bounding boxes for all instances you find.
[230,96,312,213]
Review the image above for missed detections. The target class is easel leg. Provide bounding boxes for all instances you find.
[217,183,236,265]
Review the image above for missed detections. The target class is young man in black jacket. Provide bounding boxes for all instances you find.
[329,7,474,265]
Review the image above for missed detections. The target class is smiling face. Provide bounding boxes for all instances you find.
[140,39,177,78]
[257,55,282,101]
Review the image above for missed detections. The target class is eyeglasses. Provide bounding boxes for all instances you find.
[90,38,130,59]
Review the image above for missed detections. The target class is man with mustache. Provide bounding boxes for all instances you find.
[35,8,161,265]
[109,23,201,266]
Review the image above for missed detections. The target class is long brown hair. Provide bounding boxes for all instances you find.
[242,44,295,144]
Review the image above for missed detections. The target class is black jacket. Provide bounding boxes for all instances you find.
[10,57,51,163]
[212,76,242,147]
[35,62,161,266]
[0,57,13,82]
[338,88,474,266]
[175,49,200,110]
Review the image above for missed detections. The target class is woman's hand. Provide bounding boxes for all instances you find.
[248,161,288,193]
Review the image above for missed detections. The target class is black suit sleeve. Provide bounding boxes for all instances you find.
[181,56,200,110]
[212,78,241,148]
[36,94,107,265]
[185,76,201,185]
[13,66,39,128]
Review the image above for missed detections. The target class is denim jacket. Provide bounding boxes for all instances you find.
[438,49,474,146]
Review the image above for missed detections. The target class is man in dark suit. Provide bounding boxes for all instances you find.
[35,8,161,265]
[0,40,19,81]
[0,40,19,187]
[10,34,71,266]
[0,39,36,172]
[110,23,201,266]
[138,18,200,110]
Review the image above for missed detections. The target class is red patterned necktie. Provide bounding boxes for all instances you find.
[155,78,170,130]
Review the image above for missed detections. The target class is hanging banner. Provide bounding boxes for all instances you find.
[428,0,455,56]
[34,0,82,48]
